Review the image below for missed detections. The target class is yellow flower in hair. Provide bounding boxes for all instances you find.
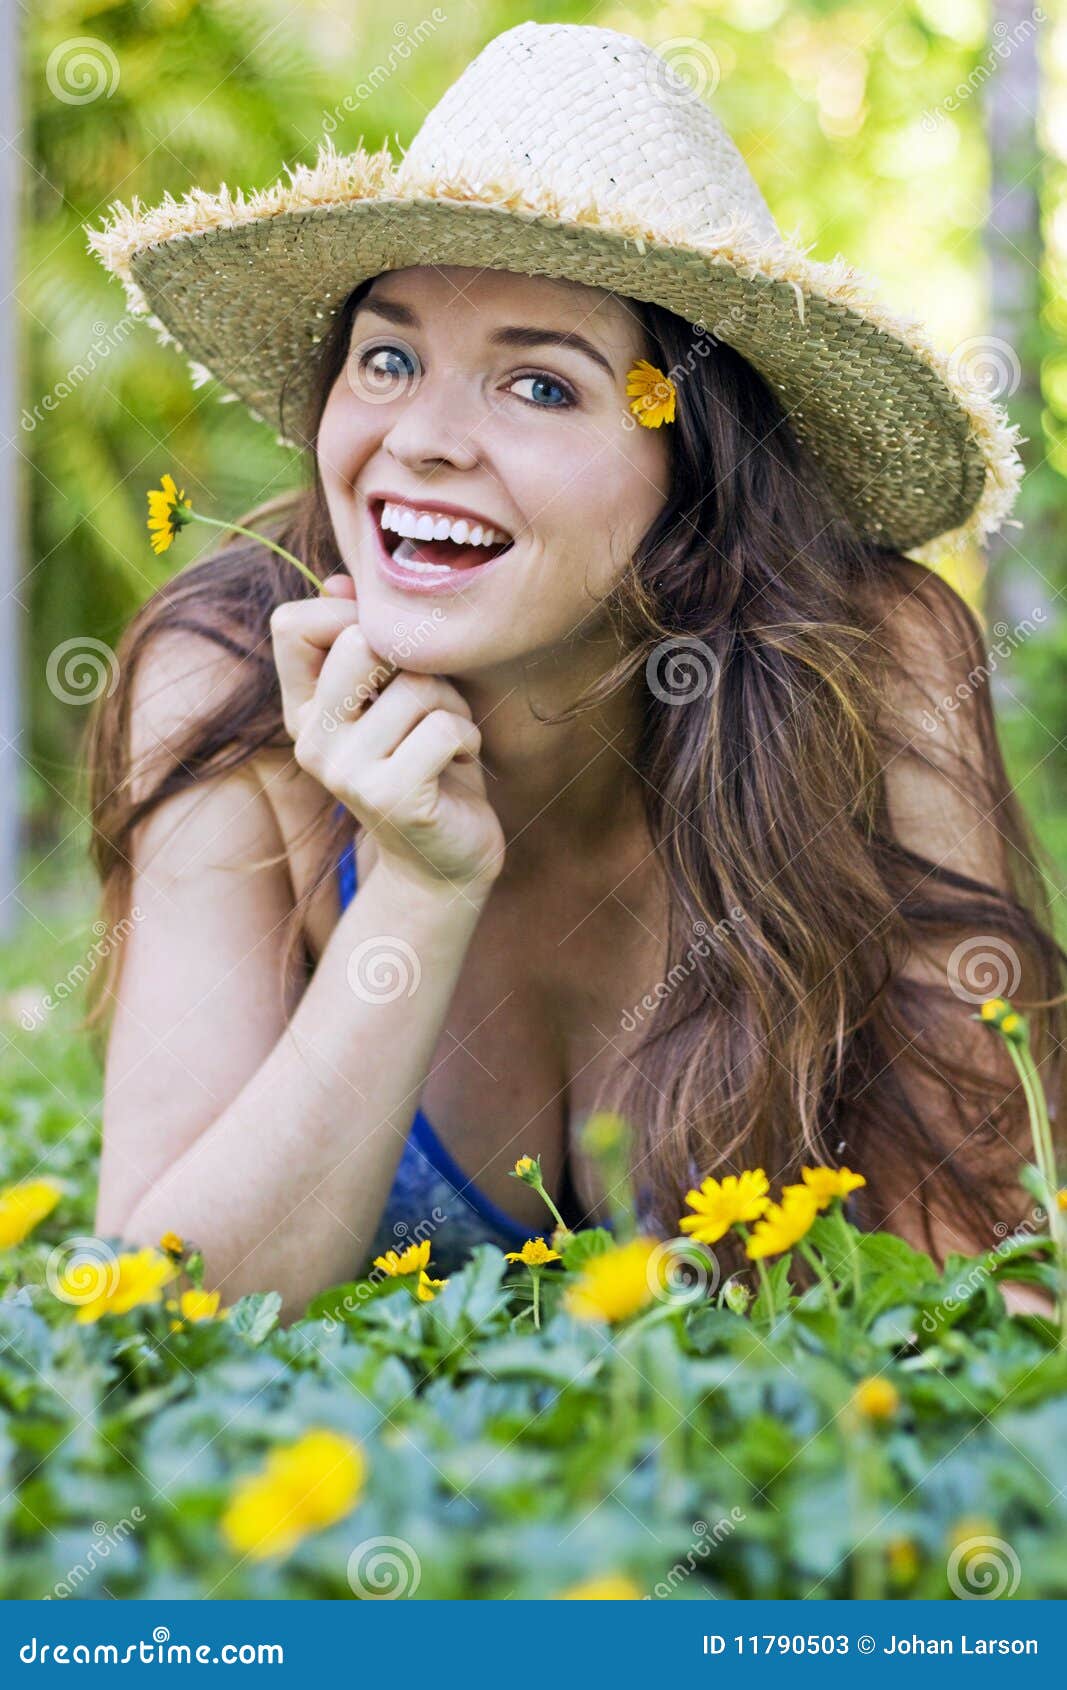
[626,359,676,427]
[678,1169,770,1244]
[799,1165,866,1210]
[372,1239,431,1277]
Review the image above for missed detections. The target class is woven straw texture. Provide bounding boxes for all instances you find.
[87,21,1025,558]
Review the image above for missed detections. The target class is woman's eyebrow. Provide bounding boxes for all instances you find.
[353,298,617,381]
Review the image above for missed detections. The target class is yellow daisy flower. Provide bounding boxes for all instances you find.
[159,1230,185,1258]
[625,359,676,427]
[745,1185,819,1260]
[372,1239,431,1277]
[505,1237,562,1266]
[221,1428,366,1561]
[564,1236,664,1324]
[146,472,193,555]
[852,1376,900,1422]
[678,1169,770,1244]
[415,1270,449,1302]
[799,1165,867,1210]
[167,1287,224,1331]
[511,1155,539,1182]
[0,1178,62,1248]
[59,1247,177,1324]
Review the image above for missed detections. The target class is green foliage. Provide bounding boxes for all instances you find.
[2,1157,1067,1596]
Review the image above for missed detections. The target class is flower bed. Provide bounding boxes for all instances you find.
[0,1003,1065,1600]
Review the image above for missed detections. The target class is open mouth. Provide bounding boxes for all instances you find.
[371,499,515,574]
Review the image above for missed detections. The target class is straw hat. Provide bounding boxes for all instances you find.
[87,20,1024,558]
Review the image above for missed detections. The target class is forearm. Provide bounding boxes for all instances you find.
[119,864,490,1318]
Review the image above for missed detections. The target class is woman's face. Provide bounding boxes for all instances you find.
[317,266,672,676]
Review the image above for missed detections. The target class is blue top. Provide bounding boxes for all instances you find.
[336,825,589,1276]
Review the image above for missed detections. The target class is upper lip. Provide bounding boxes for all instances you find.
[366,490,515,541]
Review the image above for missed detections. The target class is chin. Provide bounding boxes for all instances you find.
[354,595,465,670]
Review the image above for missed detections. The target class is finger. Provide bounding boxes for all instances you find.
[321,573,357,599]
[385,709,482,793]
[337,672,473,761]
[312,623,403,725]
[271,598,361,734]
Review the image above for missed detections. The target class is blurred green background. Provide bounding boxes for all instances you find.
[3,0,1066,1117]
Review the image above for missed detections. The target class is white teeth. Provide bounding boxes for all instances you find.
[379,501,511,549]
[392,538,454,572]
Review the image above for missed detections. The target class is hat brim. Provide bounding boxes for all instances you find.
[96,180,1022,556]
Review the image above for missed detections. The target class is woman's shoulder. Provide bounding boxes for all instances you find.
[123,620,346,957]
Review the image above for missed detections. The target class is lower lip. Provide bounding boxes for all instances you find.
[369,507,515,595]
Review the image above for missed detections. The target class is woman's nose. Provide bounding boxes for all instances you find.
[380,370,482,473]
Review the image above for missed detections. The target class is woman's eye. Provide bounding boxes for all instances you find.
[508,373,575,409]
[356,344,420,384]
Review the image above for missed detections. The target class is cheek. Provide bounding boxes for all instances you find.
[317,382,374,487]
[522,423,668,590]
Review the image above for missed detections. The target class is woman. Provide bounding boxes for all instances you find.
[84,22,1065,1319]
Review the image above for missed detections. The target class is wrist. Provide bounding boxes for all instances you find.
[368,858,496,918]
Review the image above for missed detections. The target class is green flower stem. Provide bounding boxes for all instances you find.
[798,1240,840,1317]
[529,1267,542,1331]
[1004,1036,1067,1345]
[530,1179,568,1234]
[737,1224,776,1324]
[187,513,326,595]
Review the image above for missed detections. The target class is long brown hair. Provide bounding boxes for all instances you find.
[83,277,1067,1260]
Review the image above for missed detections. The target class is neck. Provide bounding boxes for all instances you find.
[453,643,646,866]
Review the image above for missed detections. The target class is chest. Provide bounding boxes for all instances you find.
[260,748,671,1229]
[422,854,669,1224]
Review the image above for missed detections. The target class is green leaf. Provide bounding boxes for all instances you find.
[559,1227,614,1271]
[227,1292,282,1345]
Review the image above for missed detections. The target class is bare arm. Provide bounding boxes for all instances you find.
[96,583,505,1318]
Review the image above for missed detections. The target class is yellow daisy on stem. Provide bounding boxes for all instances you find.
[414,1269,449,1303]
[509,1153,568,1232]
[505,1236,563,1329]
[564,1236,663,1326]
[977,995,1066,1346]
[625,359,677,427]
[372,1239,431,1278]
[57,1246,177,1324]
[678,1168,770,1244]
[737,1184,820,1323]
[166,1287,224,1332]
[146,473,326,594]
